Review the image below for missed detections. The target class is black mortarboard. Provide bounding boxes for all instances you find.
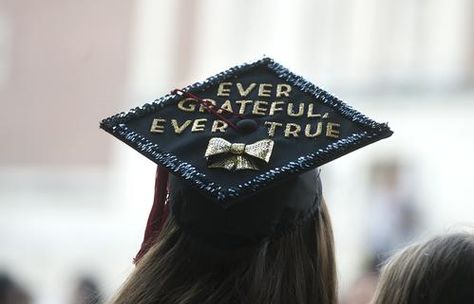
[100,57,392,261]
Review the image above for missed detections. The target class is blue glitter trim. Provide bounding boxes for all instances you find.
[267,61,388,130]
[100,57,392,204]
[101,58,273,127]
[106,123,223,197]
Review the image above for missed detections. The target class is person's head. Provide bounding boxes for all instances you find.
[73,277,102,304]
[102,57,392,304]
[0,273,31,304]
[112,171,338,304]
[373,232,474,304]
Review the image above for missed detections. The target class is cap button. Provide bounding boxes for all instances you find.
[236,119,258,134]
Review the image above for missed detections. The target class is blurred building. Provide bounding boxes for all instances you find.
[0,0,473,302]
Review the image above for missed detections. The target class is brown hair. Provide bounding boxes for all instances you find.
[373,232,474,304]
[111,199,337,304]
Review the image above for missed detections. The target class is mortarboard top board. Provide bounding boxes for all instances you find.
[100,57,393,259]
[100,57,392,207]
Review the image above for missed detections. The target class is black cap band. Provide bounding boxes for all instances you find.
[170,169,322,249]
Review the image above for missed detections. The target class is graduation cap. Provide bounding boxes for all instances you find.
[100,57,392,262]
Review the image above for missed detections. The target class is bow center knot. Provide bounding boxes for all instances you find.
[230,143,246,155]
[205,137,274,171]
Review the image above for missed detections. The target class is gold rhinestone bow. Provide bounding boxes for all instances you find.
[204,137,274,171]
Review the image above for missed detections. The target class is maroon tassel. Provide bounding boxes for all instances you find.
[133,166,170,264]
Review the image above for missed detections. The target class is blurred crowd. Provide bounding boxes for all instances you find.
[0,157,424,304]
[0,275,102,304]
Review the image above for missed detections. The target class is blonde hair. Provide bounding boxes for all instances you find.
[111,199,337,304]
[373,232,474,304]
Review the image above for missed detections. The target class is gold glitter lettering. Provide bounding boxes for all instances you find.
[305,123,322,137]
[276,84,292,97]
[211,120,228,133]
[326,122,340,138]
[218,100,234,113]
[177,98,196,112]
[191,119,207,132]
[307,104,321,118]
[252,100,268,116]
[150,118,166,133]
[258,83,272,97]
[235,100,253,114]
[198,99,216,112]
[171,119,192,134]
[287,103,304,117]
[269,101,285,116]
[236,83,256,97]
[264,121,283,137]
[217,82,232,96]
[284,123,301,137]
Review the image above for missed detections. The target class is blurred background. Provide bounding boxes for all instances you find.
[0,0,473,303]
